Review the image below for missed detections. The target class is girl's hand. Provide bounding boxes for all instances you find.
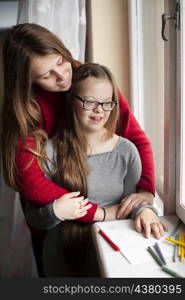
[135,208,168,239]
[116,190,154,219]
[53,191,92,220]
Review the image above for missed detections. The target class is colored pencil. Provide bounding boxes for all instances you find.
[147,246,163,266]
[161,266,184,278]
[153,243,166,265]
[165,237,185,247]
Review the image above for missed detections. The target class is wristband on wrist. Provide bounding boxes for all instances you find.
[102,208,106,221]
[131,205,158,220]
[53,199,65,221]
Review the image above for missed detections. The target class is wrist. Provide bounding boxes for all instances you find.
[102,208,106,221]
[105,205,119,221]
[93,207,105,221]
[131,204,158,220]
[53,199,65,221]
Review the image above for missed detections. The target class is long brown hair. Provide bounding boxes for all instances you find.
[1,23,77,190]
[55,63,119,196]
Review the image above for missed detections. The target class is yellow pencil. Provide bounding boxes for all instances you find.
[178,234,181,259]
[165,237,185,247]
[179,234,183,260]
[183,234,185,259]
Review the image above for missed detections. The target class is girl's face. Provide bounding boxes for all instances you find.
[31,53,72,92]
[75,77,113,134]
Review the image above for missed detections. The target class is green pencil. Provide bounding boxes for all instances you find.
[161,266,184,278]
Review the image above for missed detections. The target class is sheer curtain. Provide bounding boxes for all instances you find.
[0,169,38,278]
[0,0,86,278]
[0,32,38,278]
[17,0,86,61]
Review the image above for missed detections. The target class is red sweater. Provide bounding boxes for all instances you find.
[16,89,155,223]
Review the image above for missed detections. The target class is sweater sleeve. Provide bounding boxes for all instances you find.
[16,137,97,223]
[117,91,155,195]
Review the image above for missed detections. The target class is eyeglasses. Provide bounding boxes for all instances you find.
[76,96,117,111]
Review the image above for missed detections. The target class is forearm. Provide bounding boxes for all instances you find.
[16,139,68,205]
[25,202,62,230]
[93,205,119,222]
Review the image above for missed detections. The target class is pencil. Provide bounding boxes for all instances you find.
[98,227,131,264]
[182,234,185,259]
[161,266,184,278]
[147,246,163,266]
[180,233,184,260]
[172,234,178,262]
[178,233,182,260]
[153,243,166,265]
[165,237,185,247]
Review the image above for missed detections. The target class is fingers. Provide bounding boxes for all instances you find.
[117,196,139,219]
[135,217,142,233]
[68,191,81,198]
[150,223,161,239]
[117,198,132,219]
[72,196,85,206]
[117,195,150,219]
[135,214,168,239]
[80,203,92,212]
[144,222,168,239]
[143,222,151,239]
[161,221,168,232]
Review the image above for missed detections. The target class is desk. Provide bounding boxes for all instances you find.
[92,215,185,278]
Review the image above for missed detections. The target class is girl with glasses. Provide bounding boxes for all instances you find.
[25,63,167,277]
[1,23,157,275]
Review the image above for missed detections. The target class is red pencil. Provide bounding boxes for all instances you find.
[98,227,131,264]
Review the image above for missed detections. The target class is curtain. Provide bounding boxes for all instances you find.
[0,166,38,278]
[0,0,86,278]
[0,32,38,278]
[17,0,86,62]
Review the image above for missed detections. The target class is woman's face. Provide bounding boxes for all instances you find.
[75,77,113,134]
[31,53,72,92]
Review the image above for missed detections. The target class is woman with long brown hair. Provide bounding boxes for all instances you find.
[1,23,156,275]
[26,63,167,277]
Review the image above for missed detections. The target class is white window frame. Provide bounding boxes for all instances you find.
[128,0,144,128]
[128,0,165,214]
[128,0,185,223]
[176,0,185,222]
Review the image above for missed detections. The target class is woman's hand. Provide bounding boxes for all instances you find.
[135,208,168,239]
[53,191,92,220]
[116,190,154,219]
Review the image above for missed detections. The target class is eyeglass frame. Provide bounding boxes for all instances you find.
[76,96,117,111]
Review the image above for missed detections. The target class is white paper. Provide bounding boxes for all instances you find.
[97,215,185,266]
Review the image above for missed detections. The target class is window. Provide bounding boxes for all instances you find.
[128,0,165,214]
[128,0,185,223]
[176,0,185,222]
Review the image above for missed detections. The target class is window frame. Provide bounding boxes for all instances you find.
[176,0,185,222]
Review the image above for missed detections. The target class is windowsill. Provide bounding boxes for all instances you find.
[153,191,164,216]
[92,214,185,278]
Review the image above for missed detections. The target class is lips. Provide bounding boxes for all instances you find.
[59,79,71,89]
[89,116,103,122]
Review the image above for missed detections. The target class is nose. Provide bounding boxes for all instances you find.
[55,68,65,81]
[93,103,104,113]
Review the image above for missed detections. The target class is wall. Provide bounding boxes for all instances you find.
[86,0,130,101]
